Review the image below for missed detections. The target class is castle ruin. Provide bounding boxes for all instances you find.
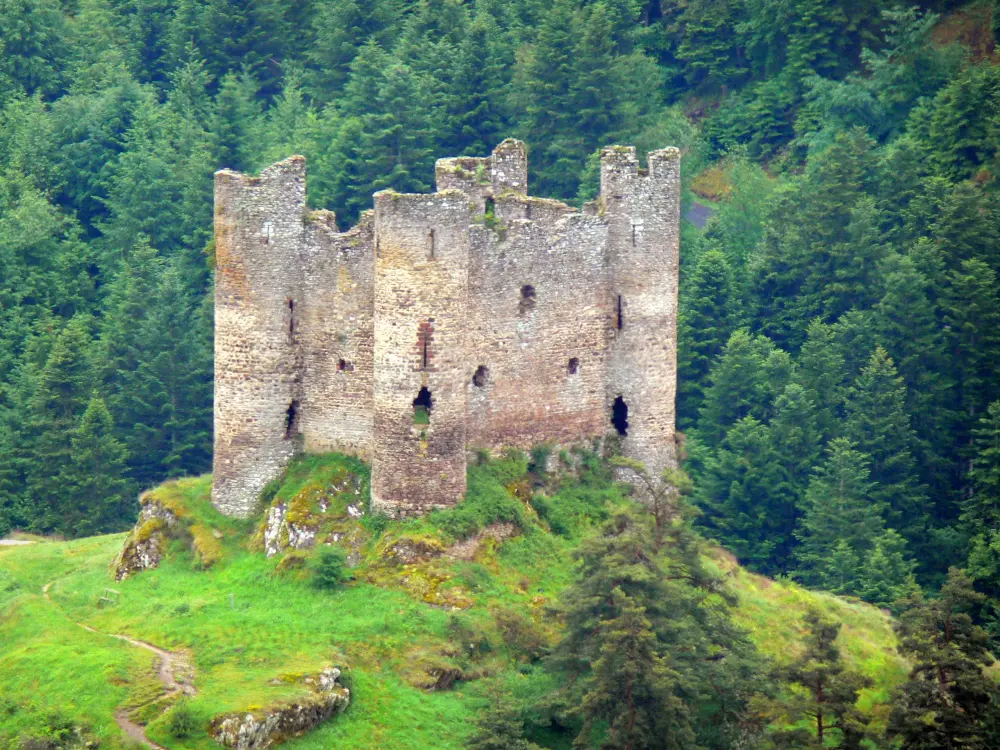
[212,140,680,517]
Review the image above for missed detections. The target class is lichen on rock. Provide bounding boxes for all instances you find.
[210,667,350,750]
[112,495,179,581]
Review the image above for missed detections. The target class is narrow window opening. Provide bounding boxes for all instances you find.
[568,357,580,375]
[284,400,300,439]
[288,299,295,337]
[417,321,434,370]
[375,236,380,258]
[427,228,435,259]
[616,295,624,330]
[337,359,354,372]
[519,284,536,315]
[413,387,433,425]
[525,203,532,220]
[485,197,496,217]
[262,221,274,245]
[472,365,489,387]
[612,396,629,436]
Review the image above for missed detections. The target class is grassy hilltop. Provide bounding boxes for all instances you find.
[0,452,907,749]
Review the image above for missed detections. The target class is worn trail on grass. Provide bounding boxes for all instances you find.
[42,578,196,750]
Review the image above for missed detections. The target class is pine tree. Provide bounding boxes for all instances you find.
[510,0,579,197]
[888,568,1000,749]
[843,347,928,547]
[465,692,541,750]
[874,252,953,503]
[547,507,760,749]
[771,609,873,748]
[856,530,918,610]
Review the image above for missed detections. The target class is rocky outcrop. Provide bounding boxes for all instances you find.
[112,498,179,581]
[210,668,350,750]
[261,473,365,558]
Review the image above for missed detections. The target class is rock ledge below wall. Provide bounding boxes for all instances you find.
[209,667,351,750]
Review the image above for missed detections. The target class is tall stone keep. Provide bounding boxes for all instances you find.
[211,140,681,517]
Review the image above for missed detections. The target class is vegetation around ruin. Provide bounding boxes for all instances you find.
[2,452,911,749]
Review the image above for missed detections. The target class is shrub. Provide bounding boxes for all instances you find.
[362,512,389,538]
[167,698,196,738]
[312,547,350,590]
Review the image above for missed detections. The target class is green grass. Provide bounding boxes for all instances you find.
[0,452,909,748]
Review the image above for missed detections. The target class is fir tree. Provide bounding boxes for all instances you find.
[843,346,928,547]
[677,250,736,429]
[60,396,132,536]
[963,401,1000,599]
[794,439,891,595]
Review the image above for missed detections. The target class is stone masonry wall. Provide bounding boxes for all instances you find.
[603,146,681,479]
[370,190,473,516]
[211,141,679,518]
[300,210,375,457]
[213,158,306,516]
[465,197,610,450]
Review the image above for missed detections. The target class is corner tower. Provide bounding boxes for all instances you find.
[601,146,681,478]
[212,157,307,516]
[370,189,475,516]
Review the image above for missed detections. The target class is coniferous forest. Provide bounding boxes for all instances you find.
[3,0,1000,746]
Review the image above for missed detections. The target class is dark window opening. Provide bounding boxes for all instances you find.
[284,400,300,439]
[616,295,624,330]
[472,365,489,387]
[519,284,536,314]
[288,299,295,337]
[427,228,435,259]
[612,396,629,436]
[525,204,532,220]
[631,224,637,246]
[485,197,496,216]
[422,338,429,369]
[568,357,580,375]
[413,387,433,425]
[337,359,354,372]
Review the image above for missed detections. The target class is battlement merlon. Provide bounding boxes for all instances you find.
[434,139,528,199]
[599,145,680,198]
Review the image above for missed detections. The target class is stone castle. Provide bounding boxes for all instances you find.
[211,140,680,517]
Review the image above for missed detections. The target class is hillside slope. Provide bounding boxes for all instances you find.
[0,452,908,749]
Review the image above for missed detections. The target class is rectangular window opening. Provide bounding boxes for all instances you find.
[427,228,435,259]
[616,295,624,331]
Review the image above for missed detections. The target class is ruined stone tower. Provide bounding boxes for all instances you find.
[212,140,680,518]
